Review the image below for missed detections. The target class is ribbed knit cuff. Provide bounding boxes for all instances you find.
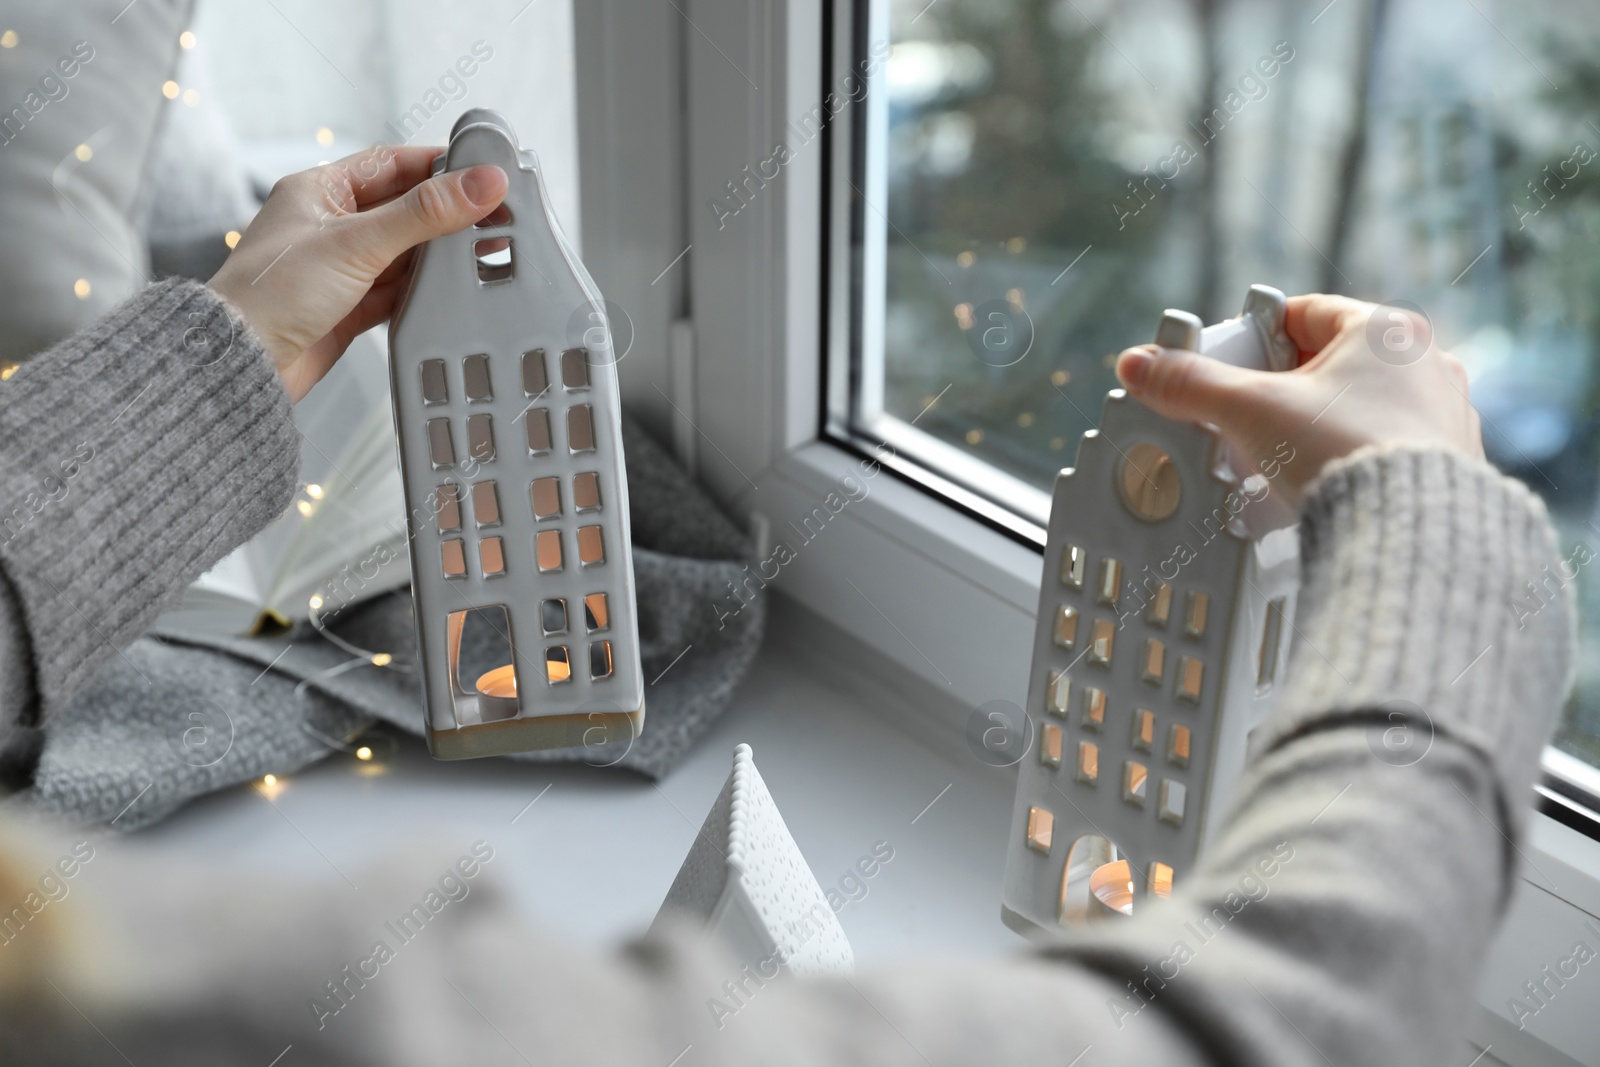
[0,279,300,730]
[1262,444,1576,829]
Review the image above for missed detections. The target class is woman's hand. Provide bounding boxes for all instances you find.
[1114,293,1485,503]
[209,146,509,402]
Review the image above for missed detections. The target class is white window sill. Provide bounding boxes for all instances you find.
[126,586,1600,1063]
[133,594,1020,964]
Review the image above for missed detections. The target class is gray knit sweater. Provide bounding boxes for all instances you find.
[0,280,1576,1066]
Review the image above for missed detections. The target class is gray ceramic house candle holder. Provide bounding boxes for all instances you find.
[1002,285,1301,934]
[388,109,643,759]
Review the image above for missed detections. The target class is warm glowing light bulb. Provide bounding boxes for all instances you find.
[162,80,180,99]
[74,144,92,162]
[296,500,314,517]
[179,30,196,48]
[965,429,983,445]
[263,774,277,786]
[370,653,393,667]
[73,279,91,299]
[957,250,975,268]
[224,230,241,249]
[0,30,17,48]
[316,127,334,146]
[305,483,324,499]
[355,746,373,761]
[308,595,324,611]
[0,362,18,381]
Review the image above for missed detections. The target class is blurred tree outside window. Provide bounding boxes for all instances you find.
[867,0,1600,766]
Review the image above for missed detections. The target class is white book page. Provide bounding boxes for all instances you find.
[161,329,412,633]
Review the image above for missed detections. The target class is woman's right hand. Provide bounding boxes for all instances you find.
[1113,293,1485,505]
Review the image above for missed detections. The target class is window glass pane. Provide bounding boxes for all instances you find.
[864,0,1600,768]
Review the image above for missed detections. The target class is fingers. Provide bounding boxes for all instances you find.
[1284,294,1374,356]
[281,272,412,401]
[326,145,447,208]
[1115,343,1266,429]
[343,164,509,272]
[373,246,416,288]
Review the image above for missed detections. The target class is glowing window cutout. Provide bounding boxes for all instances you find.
[584,592,609,632]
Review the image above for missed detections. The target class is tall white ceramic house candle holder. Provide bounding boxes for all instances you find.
[388,109,643,760]
[1001,285,1302,935]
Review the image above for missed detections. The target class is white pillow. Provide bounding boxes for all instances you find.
[136,33,258,251]
[0,0,193,363]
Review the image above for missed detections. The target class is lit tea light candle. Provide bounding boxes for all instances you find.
[1089,859,1134,916]
[475,664,525,721]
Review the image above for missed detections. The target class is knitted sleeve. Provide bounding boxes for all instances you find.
[11,446,1571,1067]
[0,279,299,744]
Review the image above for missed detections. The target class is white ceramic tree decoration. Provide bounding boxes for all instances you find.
[1001,285,1302,935]
[388,109,643,759]
[652,743,854,977]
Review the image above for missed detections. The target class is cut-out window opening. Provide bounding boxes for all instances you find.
[1257,596,1287,691]
[531,476,562,520]
[478,536,505,577]
[525,408,552,454]
[572,471,601,512]
[427,418,455,468]
[435,484,462,532]
[536,529,563,572]
[561,347,591,389]
[1119,442,1182,522]
[467,413,495,462]
[463,354,493,402]
[474,237,514,283]
[541,598,568,635]
[522,349,549,397]
[472,481,501,527]
[1060,544,1086,589]
[584,592,609,632]
[441,538,466,579]
[420,359,448,405]
[577,525,605,566]
[1059,834,1128,924]
[1075,740,1098,784]
[474,202,513,228]
[589,640,613,680]
[545,645,572,684]
[446,605,519,725]
[568,403,596,452]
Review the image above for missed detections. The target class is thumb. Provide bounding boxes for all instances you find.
[1115,344,1265,430]
[349,164,509,267]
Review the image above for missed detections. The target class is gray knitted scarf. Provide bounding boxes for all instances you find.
[7,417,764,829]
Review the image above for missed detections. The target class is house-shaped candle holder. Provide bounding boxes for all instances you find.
[1002,285,1300,934]
[388,109,643,759]
[651,744,854,977]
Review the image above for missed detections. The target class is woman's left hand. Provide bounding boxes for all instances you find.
[210,145,508,402]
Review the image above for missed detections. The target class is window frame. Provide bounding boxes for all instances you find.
[578,2,1600,1061]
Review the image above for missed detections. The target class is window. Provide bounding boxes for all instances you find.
[829,0,1600,782]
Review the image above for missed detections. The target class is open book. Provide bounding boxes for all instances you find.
[161,330,412,636]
